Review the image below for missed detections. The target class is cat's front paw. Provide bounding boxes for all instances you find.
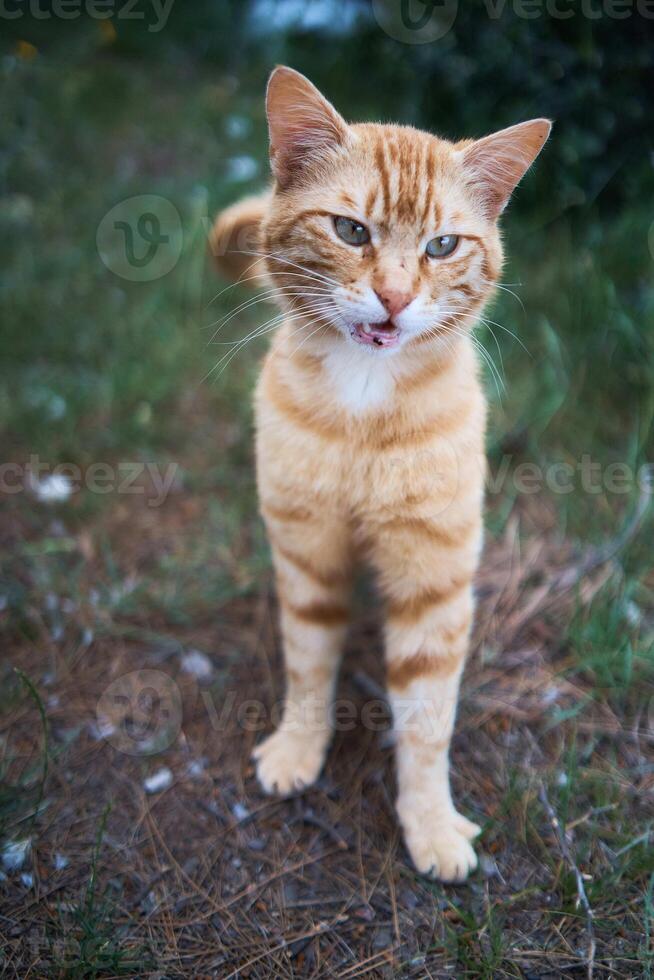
[252,729,327,796]
[399,803,481,882]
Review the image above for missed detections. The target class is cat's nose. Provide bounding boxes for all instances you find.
[374,286,413,318]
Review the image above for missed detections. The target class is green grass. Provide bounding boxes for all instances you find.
[0,671,48,840]
[1,39,268,463]
[50,805,154,978]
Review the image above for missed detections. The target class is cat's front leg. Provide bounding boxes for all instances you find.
[389,676,480,882]
[371,514,482,881]
[252,501,352,795]
[386,579,480,881]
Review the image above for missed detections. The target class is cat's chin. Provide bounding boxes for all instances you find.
[350,321,401,349]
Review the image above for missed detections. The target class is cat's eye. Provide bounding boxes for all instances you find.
[333,216,370,246]
[426,234,459,258]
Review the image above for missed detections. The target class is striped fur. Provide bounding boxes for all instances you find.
[213,67,550,882]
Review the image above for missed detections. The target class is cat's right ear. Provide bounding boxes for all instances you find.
[266,66,349,189]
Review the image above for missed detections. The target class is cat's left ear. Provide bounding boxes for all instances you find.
[458,119,552,218]
[266,66,350,189]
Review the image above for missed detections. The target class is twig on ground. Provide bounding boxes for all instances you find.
[128,866,171,910]
[539,783,596,980]
[290,804,349,850]
[219,915,349,979]
[612,827,652,858]
[338,945,398,978]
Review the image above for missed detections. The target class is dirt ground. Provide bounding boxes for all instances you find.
[2,484,650,979]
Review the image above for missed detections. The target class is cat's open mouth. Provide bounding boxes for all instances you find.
[351,321,401,348]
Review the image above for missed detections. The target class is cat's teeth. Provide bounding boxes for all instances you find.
[363,324,373,335]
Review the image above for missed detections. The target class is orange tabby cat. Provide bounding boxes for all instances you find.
[210,67,550,881]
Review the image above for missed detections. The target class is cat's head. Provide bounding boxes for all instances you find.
[261,66,550,356]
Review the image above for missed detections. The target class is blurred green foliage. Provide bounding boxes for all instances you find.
[5,0,653,209]
[0,2,652,527]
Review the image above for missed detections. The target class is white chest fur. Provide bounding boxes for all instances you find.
[321,343,398,415]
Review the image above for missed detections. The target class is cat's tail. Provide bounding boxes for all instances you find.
[208,189,272,284]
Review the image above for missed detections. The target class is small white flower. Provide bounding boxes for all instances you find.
[624,600,642,627]
[144,767,173,794]
[2,839,31,871]
[180,650,213,680]
[29,473,73,504]
[88,718,115,741]
[186,758,207,779]
[232,802,249,822]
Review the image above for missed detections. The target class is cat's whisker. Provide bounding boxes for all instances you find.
[478,316,531,357]
[474,319,505,375]
[464,333,505,397]
[489,280,525,312]
[429,316,505,397]
[205,290,290,344]
[477,316,530,358]
[287,320,330,359]
[435,306,531,359]
[207,301,338,379]
[204,262,269,307]
[224,309,331,373]
[234,248,341,289]
[202,313,289,381]
[462,309,531,358]
[208,312,286,360]
[206,269,340,308]
[262,248,343,288]
[289,304,346,358]
[205,286,334,343]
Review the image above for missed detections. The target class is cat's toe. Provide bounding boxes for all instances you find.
[451,811,482,840]
[400,810,479,883]
[252,730,326,796]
